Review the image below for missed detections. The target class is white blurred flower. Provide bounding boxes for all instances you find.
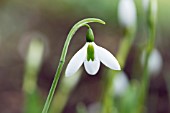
[142,0,149,11]
[141,49,163,75]
[151,0,158,19]
[113,72,129,96]
[18,32,49,59]
[118,0,137,27]
[142,0,157,15]
[65,42,120,77]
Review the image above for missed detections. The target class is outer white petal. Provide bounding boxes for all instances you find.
[65,44,87,77]
[84,59,100,75]
[94,43,121,70]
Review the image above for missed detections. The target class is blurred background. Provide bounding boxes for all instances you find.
[0,0,169,113]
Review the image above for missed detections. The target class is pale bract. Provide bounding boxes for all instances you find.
[65,42,120,77]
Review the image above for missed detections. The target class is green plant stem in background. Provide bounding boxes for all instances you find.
[138,0,157,112]
[23,38,44,113]
[102,70,116,113]
[102,26,136,113]
[49,69,83,113]
[117,28,136,68]
[139,22,156,107]
[42,18,105,113]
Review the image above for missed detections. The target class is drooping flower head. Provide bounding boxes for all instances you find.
[65,28,120,77]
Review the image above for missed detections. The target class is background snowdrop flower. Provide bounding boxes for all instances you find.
[113,72,129,96]
[141,49,163,76]
[65,28,120,77]
[118,0,137,27]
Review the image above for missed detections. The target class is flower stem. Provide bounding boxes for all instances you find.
[23,38,44,113]
[102,26,136,113]
[41,18,105,113]
[138,0,157,111]
[49,69,83,113]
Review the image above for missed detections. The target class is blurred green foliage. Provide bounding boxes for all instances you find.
[0,0,169,113]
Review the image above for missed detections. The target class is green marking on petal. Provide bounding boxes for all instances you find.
[87,44,95,61]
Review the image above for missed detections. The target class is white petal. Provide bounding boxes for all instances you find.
[65,44,87,77]
[84,59,100,75]
[94,44,121,70]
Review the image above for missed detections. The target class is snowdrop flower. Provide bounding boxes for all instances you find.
[113,72,129,96]
[118,0,137,27]
[65,28,120,77]
[141,49,163,75]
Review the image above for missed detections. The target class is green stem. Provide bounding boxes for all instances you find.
[138,15,156,113]
[102,26,136,113]
[117,27,136,68]
[23,39,44,113]
[138,0,157,111]
[42,18,105,113]
[49,69,83,113]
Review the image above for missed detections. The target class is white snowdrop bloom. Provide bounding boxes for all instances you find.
[65,42,120,77]
[65,28,120,77]
[113,72,129,96]
[118,0,137,27]
[141,49,163,75]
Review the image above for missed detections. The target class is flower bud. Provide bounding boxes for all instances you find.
[142,0,149,11]
[113,72,129,96]
[118,0,137,27]
[141,49,163,76]
[142,0,157,14]
[150,0,157,22]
